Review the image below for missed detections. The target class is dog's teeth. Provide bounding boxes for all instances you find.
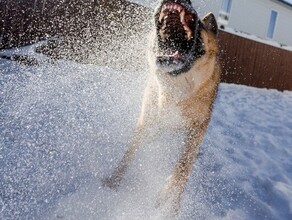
[180,9,185,23]
[159,11,165,22]
[187,31,192,40]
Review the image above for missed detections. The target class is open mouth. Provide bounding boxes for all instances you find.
[154,0,204,75]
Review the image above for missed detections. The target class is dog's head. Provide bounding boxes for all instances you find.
[152,0,218,76]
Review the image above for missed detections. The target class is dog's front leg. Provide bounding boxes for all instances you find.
[159,121,208,213]
[103,126,149,189]
[104,76,159,190]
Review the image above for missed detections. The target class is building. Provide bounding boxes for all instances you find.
[193,0,292,46]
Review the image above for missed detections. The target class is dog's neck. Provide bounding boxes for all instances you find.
[153,55,218,109]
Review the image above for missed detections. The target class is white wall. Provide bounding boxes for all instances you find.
[228,0,270,37]
[223,0,292,46]
[270,0,292,45]
[193,0,221,18]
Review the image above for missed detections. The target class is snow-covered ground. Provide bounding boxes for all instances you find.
[1,43,292,220]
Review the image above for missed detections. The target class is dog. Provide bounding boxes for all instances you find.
[104,0,221,214]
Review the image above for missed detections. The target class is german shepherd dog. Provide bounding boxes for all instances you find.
[105,0,221,214]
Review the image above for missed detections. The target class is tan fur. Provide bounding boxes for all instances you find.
[104,12,221,215]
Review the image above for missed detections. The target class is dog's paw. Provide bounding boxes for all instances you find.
[156,175,181,214]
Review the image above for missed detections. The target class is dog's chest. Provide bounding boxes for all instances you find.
[157,105,185,131]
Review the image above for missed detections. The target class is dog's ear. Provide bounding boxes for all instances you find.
[202,13,218,36]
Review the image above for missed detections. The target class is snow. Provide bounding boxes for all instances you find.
[1,43,292,220]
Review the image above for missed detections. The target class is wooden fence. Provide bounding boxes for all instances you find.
[0,0,291,91]
[219,31,292,91]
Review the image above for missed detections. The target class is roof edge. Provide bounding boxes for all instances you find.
[276,0,292,8]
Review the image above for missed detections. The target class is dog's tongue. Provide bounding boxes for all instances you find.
[158,50,181,60]
[169,50,180,58]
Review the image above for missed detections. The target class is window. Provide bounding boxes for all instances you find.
[267,10,278,39]
[221,0,232,13]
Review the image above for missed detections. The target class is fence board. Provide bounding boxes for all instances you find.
[219,31,292,91]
